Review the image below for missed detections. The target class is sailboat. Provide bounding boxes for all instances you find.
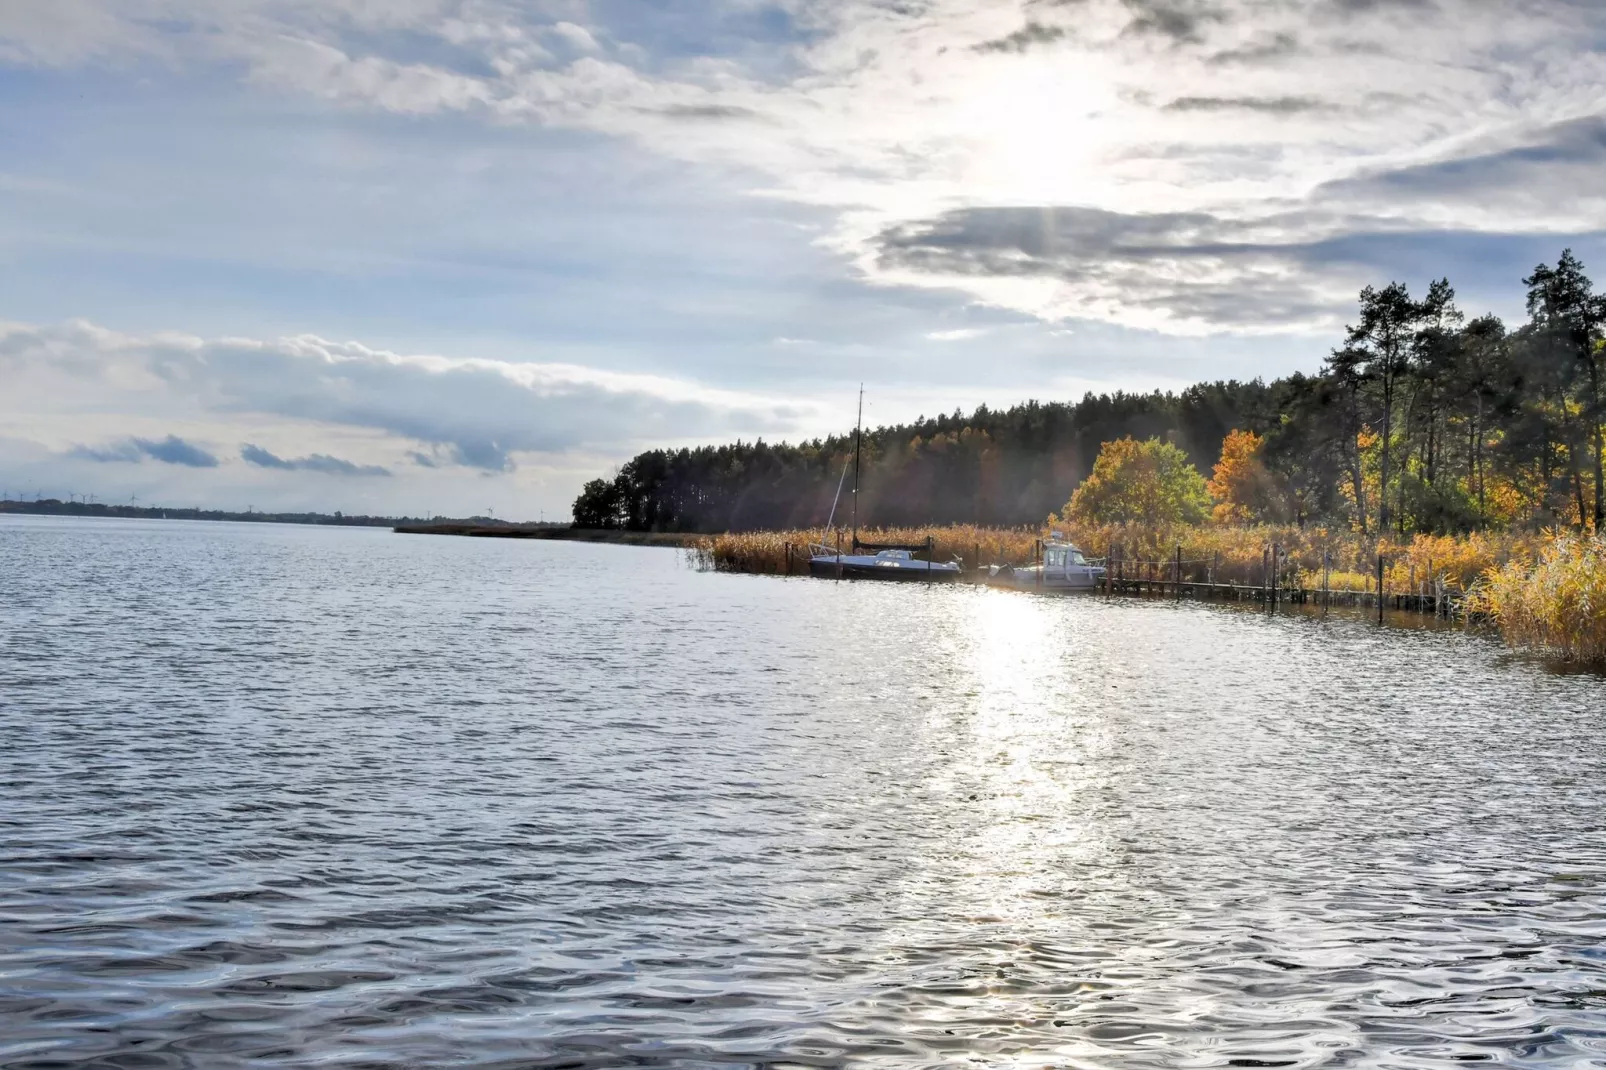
[807,388,962,581]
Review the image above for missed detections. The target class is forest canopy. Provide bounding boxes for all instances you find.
[573,250,1606,536]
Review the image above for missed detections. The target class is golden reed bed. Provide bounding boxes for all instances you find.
[693,523,1540,594]
[692,523,1606,663]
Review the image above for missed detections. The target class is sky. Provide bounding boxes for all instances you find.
[3,0,1606,520]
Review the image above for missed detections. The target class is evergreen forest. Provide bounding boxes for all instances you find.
[573,251,1606,537]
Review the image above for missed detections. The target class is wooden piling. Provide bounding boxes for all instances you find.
[1376,552,1384,624]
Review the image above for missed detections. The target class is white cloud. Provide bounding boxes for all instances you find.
[3,0,1606,335]
[548,21,598,54]
[0,318,821,473]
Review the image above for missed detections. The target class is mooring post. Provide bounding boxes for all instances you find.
[1376,552,1384,625]
[1174,544,1182,601]
[836,529,843,580]
[926,535,933,583]
[1322,550,1330,611]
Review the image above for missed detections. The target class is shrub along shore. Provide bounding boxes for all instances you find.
[692,523,1606,664]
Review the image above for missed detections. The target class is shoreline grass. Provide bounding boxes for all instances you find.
[1468,533,1606,663]
[692,523,1606,663]
[691,522,1542,593]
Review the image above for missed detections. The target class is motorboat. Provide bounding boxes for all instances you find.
[988,534,1105,591]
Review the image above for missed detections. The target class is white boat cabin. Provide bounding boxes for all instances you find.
[989,534,1105,590]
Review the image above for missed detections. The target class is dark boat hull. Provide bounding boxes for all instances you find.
[807,558,961,581]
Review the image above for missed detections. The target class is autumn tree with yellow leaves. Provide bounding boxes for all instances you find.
[1064,437,1210,526]
[1207,429,1284,524]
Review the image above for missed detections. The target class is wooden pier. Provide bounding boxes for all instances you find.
[1101,576,1455,616]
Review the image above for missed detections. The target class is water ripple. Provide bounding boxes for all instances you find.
[3,515,1605,1067]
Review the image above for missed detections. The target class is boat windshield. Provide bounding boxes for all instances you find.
[876,549,912,560]
[1070,550,1088,565]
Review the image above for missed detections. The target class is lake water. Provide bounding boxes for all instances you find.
[3,515,1605,1069]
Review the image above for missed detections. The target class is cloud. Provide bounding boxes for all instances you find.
[1205,31,1302,64]
[650,103,762,120]
[549,21,599,54]
[873,203,1606,331]
[72,434,219,467]
[241,443,391,476]
[1119,0,1226,43]
[1162,95,1330,114]
[3,0,1606,337]
[1354,115,1606,183]
[3,319,817,472]
[973,22,1068,53]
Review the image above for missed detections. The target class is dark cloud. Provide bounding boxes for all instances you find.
[1319,114,1606,199]
[874,205,1337,327]
[874,203,1606,329]
[1206,31,1302,64]
[650,103,762,120]
[1163,94,1331,114]
[880,206,1229,268]
[72,434,219,467]
[973,21,1068,53]
[445,440,514,472]
[1120,0,1225,43]
[1323,0,1437,14]
[240,444,391,476]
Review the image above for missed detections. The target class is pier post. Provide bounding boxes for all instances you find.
[1175,544,1181,601]
[1376,553,1384,625]
[836,529,843,580]
[1322,550,1330,612]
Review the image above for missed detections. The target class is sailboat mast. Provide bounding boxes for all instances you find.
[851,385,863,547]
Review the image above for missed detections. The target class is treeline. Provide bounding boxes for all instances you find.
[575,250,1606,536]
[0,500,417,526]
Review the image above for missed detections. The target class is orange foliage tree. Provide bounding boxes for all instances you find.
[1207,429,1283,524]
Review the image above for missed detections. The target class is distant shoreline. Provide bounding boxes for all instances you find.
[1,499,408,527]
[393,523,700,547]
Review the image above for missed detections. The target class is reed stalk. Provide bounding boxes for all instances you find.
[1468,532,1606,663]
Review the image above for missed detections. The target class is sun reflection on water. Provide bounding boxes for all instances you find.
[852,591,1134,1061]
